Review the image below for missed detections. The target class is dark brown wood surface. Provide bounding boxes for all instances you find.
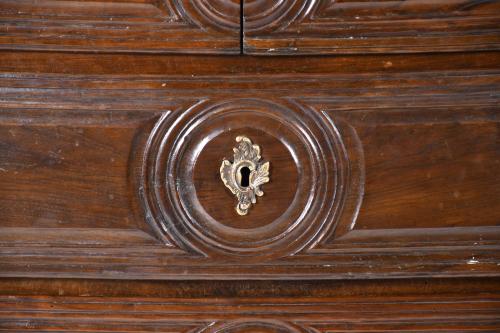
[244,0,500,55]
[0,55,499,332]
[1,278,499,332]
[0,52,498,280]
[1,1,499,331]
[0,0,241,54]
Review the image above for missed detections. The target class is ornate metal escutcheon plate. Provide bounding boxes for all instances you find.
[220,136,270,215]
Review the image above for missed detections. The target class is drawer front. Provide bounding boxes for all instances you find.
[244,0,500,55]
[0,0,240,54]
[0,54,498,280]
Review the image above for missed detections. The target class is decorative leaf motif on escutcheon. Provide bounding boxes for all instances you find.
[220,136,270,215]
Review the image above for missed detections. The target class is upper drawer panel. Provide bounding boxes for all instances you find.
[0,0,240,54]
[0,53,499,280]
[243,0,500,55]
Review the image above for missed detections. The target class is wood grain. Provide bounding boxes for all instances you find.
[0,54,498,279]
[2,51,499,75]
[0,0,241,53]
[1,2,499,329]
[243,0,500,55]
[0,278,499,332]
[2,295,499,332]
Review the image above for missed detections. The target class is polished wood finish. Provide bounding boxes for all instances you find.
[244,0,500,55]
[0,54,498,279]
[2,51,499,75]
[0,0,240,53]
[0,1,499,331]
[0,278,499,332]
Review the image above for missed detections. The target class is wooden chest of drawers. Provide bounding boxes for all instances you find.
[0,1,499,331]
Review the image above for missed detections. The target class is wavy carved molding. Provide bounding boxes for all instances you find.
[0,0,240,53]
[243,0,500,54]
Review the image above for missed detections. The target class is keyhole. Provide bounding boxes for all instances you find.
[240,167,250,187]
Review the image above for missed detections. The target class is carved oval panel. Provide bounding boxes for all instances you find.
[141,99,350,260]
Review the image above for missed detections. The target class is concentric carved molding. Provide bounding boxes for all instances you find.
[181,0,241,32]
[243,0,315,32]
[140,98,360,260]
[0,0,240,53]
[200,320,314,333]
[243,0,500,54]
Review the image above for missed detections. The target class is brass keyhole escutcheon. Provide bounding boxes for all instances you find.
[220,136,270,215]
